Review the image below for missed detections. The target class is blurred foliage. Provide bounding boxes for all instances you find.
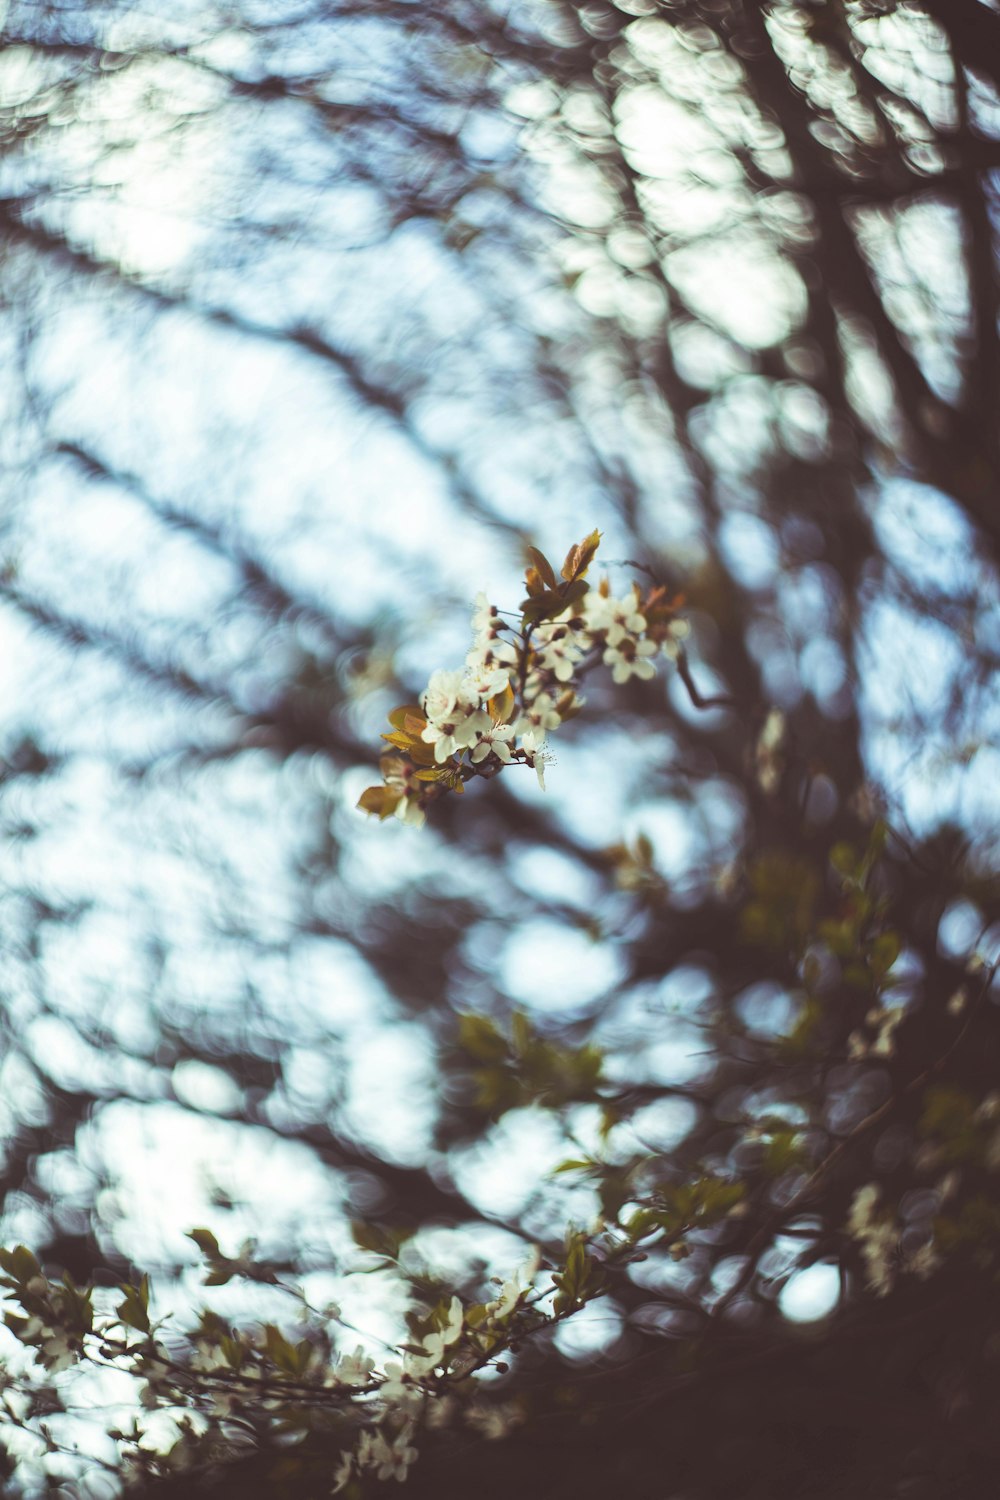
[1,0,1000,1495]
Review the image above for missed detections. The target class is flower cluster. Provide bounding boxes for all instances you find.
[358,531,688,825]
[847,1182,940,1296]
[0,1234,568,1496]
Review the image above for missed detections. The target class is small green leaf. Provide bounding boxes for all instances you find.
[830,842,858,881]
[870,931,901,978]
[458,1013,508,1063]
[525,546,558,591]
[117,1283,151,1334]
[0,1246,41,1285]
[561,529,602,583]
[203,1266,236,1287]
[187,1229,221,1259]
[511,1011,532,1055]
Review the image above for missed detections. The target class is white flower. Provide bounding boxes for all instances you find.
[415,1295,464,1369]
[465,1400,522,1440]
[533,621,584,682]
[848,1183,881,1233]
[466,646,516,699]
[189,1341,228,1374]
[847,1029,868,1060]
[515,692,561,738]
[947,988,967,1016]
[869,1005,904,1058]
[377,1360,420,1413]
[332,1451,354,1493]
[394,796,426,828]
[358,1425,419,1483]
[906,1242,941,1281]
[471,722,515,764]
[582,588,645,643]
[471,591,499,636]
[380,1426,419,1484]
[421,705,492,762]
[605,596,647,646]
[580,589,613,636]
[402,1294,467,1378]
[468,593,517,693]
[422,669,469,725]
[660,616,690,659]
[520,734,553,788]
[39,1330,78,1373]
[847,1184,897,1296]
[334,1344,375,1387]
[381,757,427,825]
[486,1247,540,1322]
[425,1393,458,1430]
[603,636,658,685]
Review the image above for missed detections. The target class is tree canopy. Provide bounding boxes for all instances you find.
[1,1,999,1496]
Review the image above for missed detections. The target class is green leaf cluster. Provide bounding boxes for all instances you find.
[741,852,820,953]
[624,1175,745,1249]
[919,1086,984,1165]
[551,1235,603,1316]
[457,1011,604,1114]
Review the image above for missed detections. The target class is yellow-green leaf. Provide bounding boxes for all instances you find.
[561,528,602,582]
[526,546,558,590]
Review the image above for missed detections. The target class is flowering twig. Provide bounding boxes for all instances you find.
[358,531,689,825]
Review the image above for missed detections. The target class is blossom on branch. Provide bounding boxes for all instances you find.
[357,532,689,821]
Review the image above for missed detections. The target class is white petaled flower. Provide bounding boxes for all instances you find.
[868,1004,905,1058]
[466,642,517,699]
[189,1341,228,1374]
[848,1183,880,1233]
[209,1388,242,1419]
[381,757,427,826]
[394,796,426,828]
[377,1361,421,1414]
[906,1242,941,1281]
[334,1345,376,1387]
[520,734,553,789]
[486,1246,541,1322]
[603,635,658,685]
[847,1183,898,1297]
[422,669,469,726]
[356,1431,376,1471]
[579,588,613,636]
[471,722,515,764]
[331,1451,354,1494]
[602,592,647,647]
[947,988,967,1017]
[515,692,562,738]
[469,591,517,690]
[465,1401,522,1440]
[471,591,501,637]
[371,1425,419,1484]
[846,1029,868,1060]
[533,622,584,683]
[661,616,690,659]
[416,1295,465,1369]
[425,1393,458,1430]
[421,705,492,763]
[39,1329,79,1374]
[138,1354,173,1408]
